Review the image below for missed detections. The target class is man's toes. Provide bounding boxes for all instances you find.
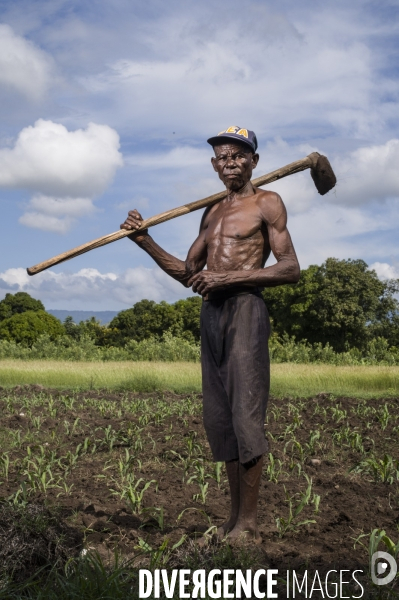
[217,525,228,540]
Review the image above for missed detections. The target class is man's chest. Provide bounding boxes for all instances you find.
[204,201,264,242]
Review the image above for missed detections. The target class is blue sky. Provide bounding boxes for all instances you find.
[0,0,398,310]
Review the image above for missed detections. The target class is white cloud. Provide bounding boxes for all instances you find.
[27,195,95,218]
[0,266,190,310]
[0,23,54,100]
[369,262,399,280]
[332,139,399,206]
[19,213,73,234]
[78,7,392,143]
[0,119,123,196]
[18,195,96,233]
[287,200,399,269]
[0,119,123,232]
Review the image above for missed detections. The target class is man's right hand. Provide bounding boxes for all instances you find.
[120,209,149,243]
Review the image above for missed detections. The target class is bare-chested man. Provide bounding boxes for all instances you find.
[121,126,300,542]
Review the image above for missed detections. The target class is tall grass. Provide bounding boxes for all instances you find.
[0,360,398,397]
[271,364,399,398]
[0,361,202,394]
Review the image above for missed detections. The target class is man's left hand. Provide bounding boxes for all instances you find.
[189,271,230,295]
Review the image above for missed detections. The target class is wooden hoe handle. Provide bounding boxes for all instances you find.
[27,152,323,276]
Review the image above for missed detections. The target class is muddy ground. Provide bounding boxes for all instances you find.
[0,385,398,593]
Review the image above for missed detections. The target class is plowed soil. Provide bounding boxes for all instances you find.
[1,385,398,591]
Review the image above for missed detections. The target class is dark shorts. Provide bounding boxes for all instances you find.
[200,287,270,464]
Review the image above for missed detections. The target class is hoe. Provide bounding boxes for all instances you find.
[27,152,336,276]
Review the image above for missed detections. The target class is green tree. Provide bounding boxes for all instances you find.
[263,258,399,352]
[108,299,179,344]
[0,292,45,321]
[63,316,110,346]
[174,296,202,341]
[108,297,203,345]
[0,310,65,346]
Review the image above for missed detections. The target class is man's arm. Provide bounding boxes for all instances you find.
[120,209,207,287]
[189,192,300,295]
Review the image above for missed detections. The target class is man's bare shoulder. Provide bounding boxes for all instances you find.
[200,202,219,230]
[254,189,287,225]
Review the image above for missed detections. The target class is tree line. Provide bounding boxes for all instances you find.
[0,258,398,353]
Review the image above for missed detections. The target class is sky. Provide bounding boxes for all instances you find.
[0,0,398,310]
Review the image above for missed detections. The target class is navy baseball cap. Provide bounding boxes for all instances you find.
[207,126,258,153]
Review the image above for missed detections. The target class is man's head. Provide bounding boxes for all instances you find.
[208,126,259,191]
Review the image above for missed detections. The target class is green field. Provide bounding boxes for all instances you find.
[0,360,399,397]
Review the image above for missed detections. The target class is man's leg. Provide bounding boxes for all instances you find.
[218,294,269,541]
[228,455,263,541]
[219,455,264,541]
[217,459,240,536]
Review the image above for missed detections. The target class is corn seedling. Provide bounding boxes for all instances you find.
[57,480,75,497]
[47,396,58,418]
[7,481,29,506]
[377,403,391,431]
[349,431,366,453]
[111,476,156,514]
[135,535,187,569]
[352,454,399,484]
[176,507,212,526]
[138,413,151,426]
[271,407,283,421]
[0,453,10,480]
[31,415,43,430]
[210,461,224,488]
[8,429,22,449]
[354,528,399,568]
[24,467,60,495]
[187,460,209,486]
[285,439,306,464]
[64,417,80,437]
[99,425,118,452]
[306,430,321,455]
[283,422,300,437]
[61,444,83,474]
[193,481,209,504]
[185,431,203,457]
[330,404,348,423]
[312,492,321,514]
[167,450,194,481]
[275,475,316,538]
[142,506,165,531]
[187,460,211,504]
[117,448,136,481]
[289,461,303,477]
[287,403,303,430]
[60,395,75,411]
[265,452,286,483]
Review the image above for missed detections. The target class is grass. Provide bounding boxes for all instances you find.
[271,364,399,398]
[0,360,201,394]
[0,360,399,397]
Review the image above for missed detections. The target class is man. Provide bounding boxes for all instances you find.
[121,126,300,542]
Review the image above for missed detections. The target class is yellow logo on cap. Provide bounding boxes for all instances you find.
[218,126,248,138]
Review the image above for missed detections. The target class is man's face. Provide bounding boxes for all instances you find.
[211,143,259,191]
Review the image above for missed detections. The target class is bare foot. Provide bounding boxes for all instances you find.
[225,522,262,545]
[217,517,237,540]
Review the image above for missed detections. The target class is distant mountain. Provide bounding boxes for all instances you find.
[48,310,119,325]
